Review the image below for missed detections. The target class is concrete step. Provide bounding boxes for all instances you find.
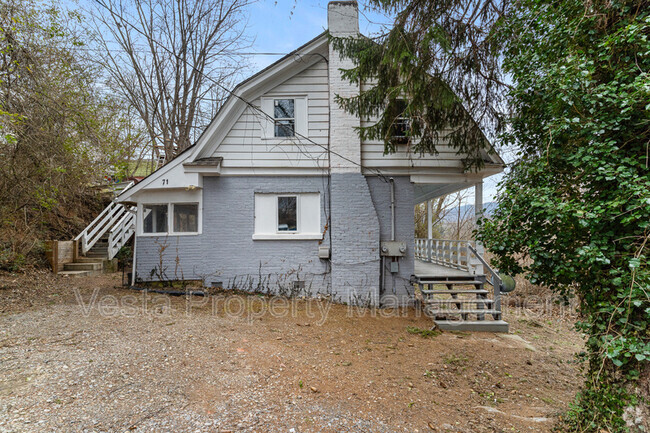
[57,270,93,277]
[421,289,489,295]
[63,262,103,272]
[435,320,509,333]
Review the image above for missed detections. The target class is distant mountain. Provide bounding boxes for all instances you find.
[441,201,498,222]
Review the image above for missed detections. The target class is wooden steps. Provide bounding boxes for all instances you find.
[57,236,109,277]
[422,289,489,295]
[416,274,508,333]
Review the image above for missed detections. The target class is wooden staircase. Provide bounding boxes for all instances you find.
[414,239,509,333]
[418,276,508,333]
[56,181,136,278]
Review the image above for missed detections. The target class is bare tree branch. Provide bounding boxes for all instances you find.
[87,0,253,161]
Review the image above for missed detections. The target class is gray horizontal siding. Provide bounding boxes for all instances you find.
[213,60,329,169]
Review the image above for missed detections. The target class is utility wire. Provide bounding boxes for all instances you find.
[91,0,390,182]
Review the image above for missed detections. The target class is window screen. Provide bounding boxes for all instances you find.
[173,203,198,233]
[143,204,168,233]
[274,99,295,137]
[277,196,297,232]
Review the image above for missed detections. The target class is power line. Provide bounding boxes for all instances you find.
[73,45,321,56]
[91,0,390,182]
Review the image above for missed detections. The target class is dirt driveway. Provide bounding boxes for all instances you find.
[0,273,582,432]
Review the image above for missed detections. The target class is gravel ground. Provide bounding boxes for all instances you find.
[0,273,583,432]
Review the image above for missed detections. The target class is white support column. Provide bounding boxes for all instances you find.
[474,181,485,257]
[427,199,433,239]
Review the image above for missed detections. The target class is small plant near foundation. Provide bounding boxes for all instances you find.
[406,326,441,339]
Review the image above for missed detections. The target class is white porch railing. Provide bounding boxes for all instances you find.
[107,207,136,259]
[415,238,477,272]
[74,182,136,259]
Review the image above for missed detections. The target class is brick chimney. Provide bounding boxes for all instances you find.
[328,1,360,173]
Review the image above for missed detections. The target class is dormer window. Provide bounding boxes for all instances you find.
[274,99,295,137]
[392,99,410,144]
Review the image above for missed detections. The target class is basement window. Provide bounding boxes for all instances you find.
[143,204,168,233]
[274,99,295,137]
[173,203,199,233]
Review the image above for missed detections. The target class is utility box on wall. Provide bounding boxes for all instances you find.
[380,241,406,257]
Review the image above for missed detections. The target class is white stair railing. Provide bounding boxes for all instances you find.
[107,207,136,259]
[74,181,135,256]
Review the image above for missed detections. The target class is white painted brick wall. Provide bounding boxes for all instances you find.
[329,173,381,305]
[328,1,361,173]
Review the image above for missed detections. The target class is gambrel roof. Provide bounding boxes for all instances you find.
[119,31,503,202]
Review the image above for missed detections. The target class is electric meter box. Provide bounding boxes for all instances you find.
[380,241,407,257]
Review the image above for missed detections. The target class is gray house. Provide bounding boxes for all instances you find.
[117,1,507,330]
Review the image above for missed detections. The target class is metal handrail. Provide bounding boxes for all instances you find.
[467,244,502,313]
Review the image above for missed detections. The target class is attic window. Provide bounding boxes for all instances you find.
[392,99,410,144]
[274,99,295,137]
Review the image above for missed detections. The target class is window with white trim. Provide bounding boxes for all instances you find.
[253,193,321,240]
[140,202,200,235]
[274,99,295,137]
[173,203,199,233]
[261,96,308,139]
[143,204,168,234]
[392,99,411,144]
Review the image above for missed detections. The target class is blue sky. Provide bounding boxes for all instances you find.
[246,0,390,72]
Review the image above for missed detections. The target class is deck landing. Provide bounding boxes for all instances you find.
[414,260,475,278]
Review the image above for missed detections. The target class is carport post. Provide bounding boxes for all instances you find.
[474,181,484,257]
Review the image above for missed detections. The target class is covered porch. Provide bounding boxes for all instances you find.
[410,179,508,332]
[412,179,486,279]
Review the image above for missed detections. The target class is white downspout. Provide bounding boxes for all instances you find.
[390,177,395,241]
[130,206,138,286]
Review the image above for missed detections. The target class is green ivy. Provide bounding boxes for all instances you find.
[478,0,649,431]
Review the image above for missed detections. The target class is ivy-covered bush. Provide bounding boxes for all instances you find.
[478,1,649,431]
